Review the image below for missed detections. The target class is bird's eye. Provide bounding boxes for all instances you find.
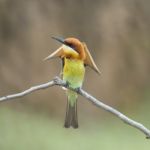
[66,43,75,49]
[67,43,73,47]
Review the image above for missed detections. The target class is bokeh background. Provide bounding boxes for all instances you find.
[0,0,150,149]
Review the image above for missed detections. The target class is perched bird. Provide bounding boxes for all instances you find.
[44,37,100,128]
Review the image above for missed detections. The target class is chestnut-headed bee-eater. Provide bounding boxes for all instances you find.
[44,37,100,128]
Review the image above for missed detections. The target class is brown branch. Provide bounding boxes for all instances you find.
[0,76,150,139]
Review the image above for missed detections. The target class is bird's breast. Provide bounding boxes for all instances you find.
[63,58,85,88]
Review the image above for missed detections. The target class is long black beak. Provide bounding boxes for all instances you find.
[51,36,65,45]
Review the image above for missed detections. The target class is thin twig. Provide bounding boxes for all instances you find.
[0,76,150,139]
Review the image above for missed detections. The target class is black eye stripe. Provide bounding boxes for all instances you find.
[69,45,76,51]
[65,42,77,52]
[67,43,73,47]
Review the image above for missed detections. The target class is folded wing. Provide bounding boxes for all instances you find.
[82,42,100,74]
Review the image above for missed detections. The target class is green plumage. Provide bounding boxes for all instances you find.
[44,37,100,128]
[63,58,85,128]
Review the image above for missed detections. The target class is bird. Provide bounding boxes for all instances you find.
[44,37,100,128]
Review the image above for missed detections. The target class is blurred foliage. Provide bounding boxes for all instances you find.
[0,0,150,111]
[0,106,150,150]
[0,0,150,148]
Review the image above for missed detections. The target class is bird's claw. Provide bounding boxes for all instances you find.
[75,87,81,93]
[65,81,70,87]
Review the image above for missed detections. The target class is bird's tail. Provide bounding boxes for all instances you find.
[64,90,78,128]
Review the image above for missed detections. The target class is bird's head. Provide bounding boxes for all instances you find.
[44,36,100,74]
[44,37,85,60]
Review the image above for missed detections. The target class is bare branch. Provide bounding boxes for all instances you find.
[78,89,150,139]
[0,76,150,139]
[0,80,55,102]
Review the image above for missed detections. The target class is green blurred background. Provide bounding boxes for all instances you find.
[0,0,150,149]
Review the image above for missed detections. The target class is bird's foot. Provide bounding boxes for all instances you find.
[65,81,71,88]
[75,87,81,93]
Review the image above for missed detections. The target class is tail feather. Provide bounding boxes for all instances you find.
[64,93,78,128]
